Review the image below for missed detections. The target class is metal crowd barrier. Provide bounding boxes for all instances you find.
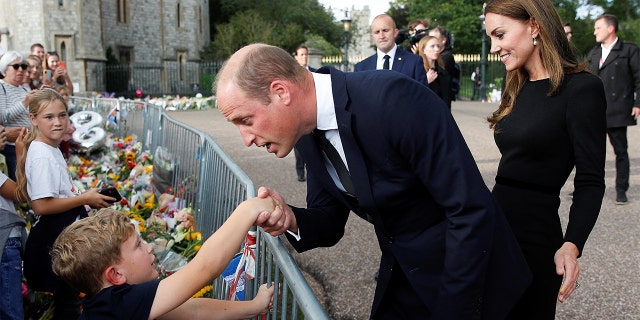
[70,97,329,319]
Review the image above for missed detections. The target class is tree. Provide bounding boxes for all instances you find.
[386,0,626,55]
[389,0,487,54]
[203,0,344,60]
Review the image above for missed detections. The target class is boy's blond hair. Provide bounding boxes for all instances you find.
[51,208,137,296]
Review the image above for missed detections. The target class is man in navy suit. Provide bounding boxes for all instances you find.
[354,14,427,85]
[214,43,531,319]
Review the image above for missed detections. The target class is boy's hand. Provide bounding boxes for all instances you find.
[256,187,298,236]
[254,282,275,315]
[245,195,278,214]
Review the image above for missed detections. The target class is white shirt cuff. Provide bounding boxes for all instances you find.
[286,229,301,241]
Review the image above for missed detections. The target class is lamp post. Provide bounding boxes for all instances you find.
[479,4,487,102]
[341,10,352,72]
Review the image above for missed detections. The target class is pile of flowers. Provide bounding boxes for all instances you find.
[66,135,211,297]
[146,94,217,111]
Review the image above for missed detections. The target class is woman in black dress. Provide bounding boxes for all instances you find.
[484,0,607,319]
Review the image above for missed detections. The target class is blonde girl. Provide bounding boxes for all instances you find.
[17,88,113,319]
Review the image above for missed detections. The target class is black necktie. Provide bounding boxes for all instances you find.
[313,130,356,196]
[383,55,390,70]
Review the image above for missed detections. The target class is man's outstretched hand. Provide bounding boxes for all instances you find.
[255,187,298,236]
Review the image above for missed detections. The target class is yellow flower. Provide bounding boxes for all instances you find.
[185,231,202,241]
[192,285,212,298]
[125,152,136,162]
[124,136,133,142]
[126,212,147,233]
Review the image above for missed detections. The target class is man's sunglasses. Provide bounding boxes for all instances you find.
[9,64,29,70]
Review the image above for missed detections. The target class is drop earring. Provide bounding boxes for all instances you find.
[533,37,538,46]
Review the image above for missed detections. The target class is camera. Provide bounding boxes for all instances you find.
[395,27,431,46]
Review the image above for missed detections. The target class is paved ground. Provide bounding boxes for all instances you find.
[169,101,640,320]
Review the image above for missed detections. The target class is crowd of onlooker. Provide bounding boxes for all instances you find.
[0,43,88,320]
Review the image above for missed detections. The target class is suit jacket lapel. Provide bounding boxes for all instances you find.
[392,50,404,73]
[329,70,376,209]
[601,40,623,70]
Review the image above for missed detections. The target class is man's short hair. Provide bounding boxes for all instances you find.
[597,14,619,33]
[294,45,308,56]
[30,43,44,51]
[214,44,308,105]
[51,208,136,296]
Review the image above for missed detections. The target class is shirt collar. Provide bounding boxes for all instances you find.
[601,37,619,50]
[377,45,398,65]
[312,72,337,131]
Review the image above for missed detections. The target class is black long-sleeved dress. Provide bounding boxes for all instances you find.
[492,72,606,319]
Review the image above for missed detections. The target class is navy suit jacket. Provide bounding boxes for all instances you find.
[354,47,427,85]
[287,67,531,319]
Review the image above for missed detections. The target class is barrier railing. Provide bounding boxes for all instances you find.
[70,97,329,319]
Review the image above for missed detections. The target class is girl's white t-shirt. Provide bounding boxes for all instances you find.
[26,140,79,201]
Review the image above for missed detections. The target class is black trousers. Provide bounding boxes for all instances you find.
[607,127,629,194]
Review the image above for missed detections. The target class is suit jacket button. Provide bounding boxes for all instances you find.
[388,237,394,244]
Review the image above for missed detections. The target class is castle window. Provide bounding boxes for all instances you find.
[117,0,128,24]
[177,51,186,81]
[60,42,67,61]
[198,5,203,34]
[177,2,184,28]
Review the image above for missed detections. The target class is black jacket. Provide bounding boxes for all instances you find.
[587,38,640,128]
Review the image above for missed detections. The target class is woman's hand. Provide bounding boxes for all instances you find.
[555,242,580,302]
[426,68,439,84]
[0,126,7,151]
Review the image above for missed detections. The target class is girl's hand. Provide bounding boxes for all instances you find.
[54,66,66,78]
[84,188,116,208]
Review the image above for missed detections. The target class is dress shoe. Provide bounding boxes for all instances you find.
[616,192,628,205]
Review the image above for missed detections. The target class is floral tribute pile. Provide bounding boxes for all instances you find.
[66,135,209,297]
[145,93,217,111]
[25,134,215,320]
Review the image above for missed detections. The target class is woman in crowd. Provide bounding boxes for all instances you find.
[0,51,32,180]
[417,35,452,109]
[17,88,114,319]
[43,51,73,94]
[484,0,607,319]
[24,55,43,90]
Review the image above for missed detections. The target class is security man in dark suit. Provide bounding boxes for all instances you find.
[587,13,640,204]
[354,14,427,85]
[214,43,531,319]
